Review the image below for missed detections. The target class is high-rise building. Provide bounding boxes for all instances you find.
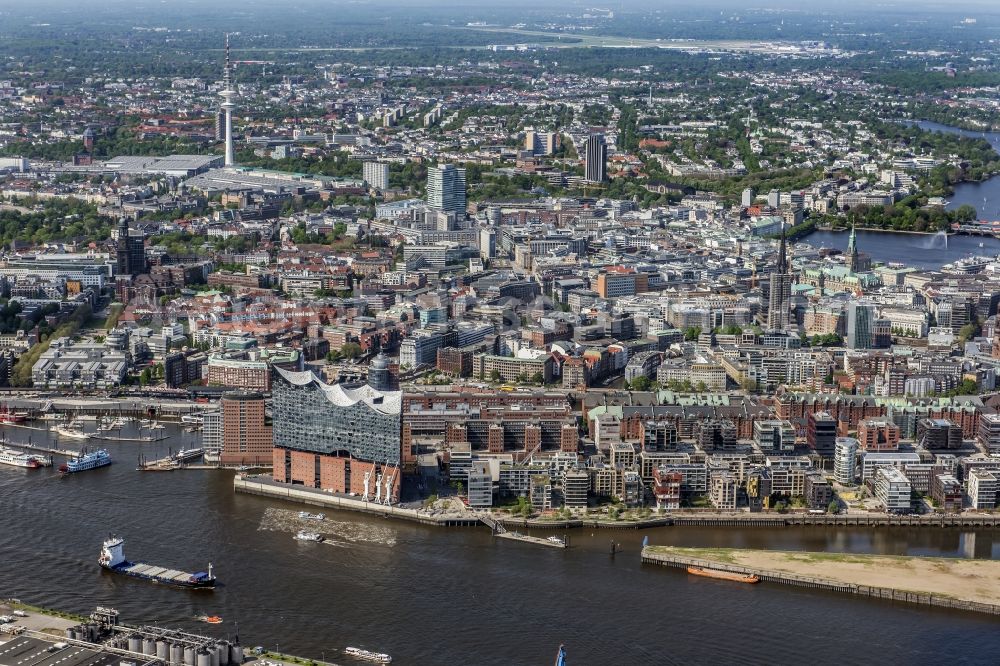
[214,110,226,142]
[846,302,876,349]
[807,411,838,453]
[584,133,607,183]
[766,224,792,330]
[219,34,236,167]
[363,161,389,191]
[834,437,859,484]
[220,391,273,466]
[202,410,222,462]
[525,130,558,156]
[271,368,403,503]
[367,352,391,391]
[563,468,590,508]
[741,188,755,207]
[427,164,467,215]
[767,189,781,207]
[116,218,147,276]
[479,227,497,259]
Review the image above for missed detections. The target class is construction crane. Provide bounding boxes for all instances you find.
[231,60,274,76]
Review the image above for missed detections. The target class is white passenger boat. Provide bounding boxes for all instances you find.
[344,647,392,663]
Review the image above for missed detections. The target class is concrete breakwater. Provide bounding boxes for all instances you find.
[235,475,1000,531]
[641,546,1000,617]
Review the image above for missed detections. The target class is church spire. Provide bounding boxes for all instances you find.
[848,224,859,272]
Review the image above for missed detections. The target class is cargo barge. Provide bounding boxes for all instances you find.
[99,537,216,589]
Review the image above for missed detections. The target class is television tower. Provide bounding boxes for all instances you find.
[220,33,236,167]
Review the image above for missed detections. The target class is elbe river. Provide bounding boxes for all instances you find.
[2,428,1000,665]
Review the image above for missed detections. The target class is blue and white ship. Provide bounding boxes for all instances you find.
[60,448,111,473]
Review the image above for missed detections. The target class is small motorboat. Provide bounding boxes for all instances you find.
[295,531,324,542]
[198,615,223,624]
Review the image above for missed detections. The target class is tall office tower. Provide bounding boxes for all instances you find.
[766,224,792,330]
[427,163,467,215]
[524,130,538,154]
[741,188,755,207]
[846,301,876,349]
[363,161,390,191]
[214,110,226,142]
[584,133,607,183]
[115,218,147,277]
[219,34,237,167]
[220,391,273,466]
[767,189,781,207]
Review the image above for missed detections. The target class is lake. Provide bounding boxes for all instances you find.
[913,120,1000,221]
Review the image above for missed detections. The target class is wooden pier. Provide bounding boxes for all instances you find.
[93,433,168,443]
[5,442,80,458]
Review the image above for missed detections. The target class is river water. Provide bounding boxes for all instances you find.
[2,425,1000,664]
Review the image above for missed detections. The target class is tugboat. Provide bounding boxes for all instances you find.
[343,647,392,663]
[98,536,216,589]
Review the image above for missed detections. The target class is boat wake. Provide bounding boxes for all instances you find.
[258,508,397,547]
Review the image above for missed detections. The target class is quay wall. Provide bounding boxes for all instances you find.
[640,547,1000,617]
[233,475,479,526]
[235,475,1000,531]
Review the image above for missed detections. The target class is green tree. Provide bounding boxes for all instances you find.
[631,375,652,391]
[341,342,362,360]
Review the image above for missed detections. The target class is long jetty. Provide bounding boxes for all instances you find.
[478,514,566,548]
[641,545,1000,617]
[5,441,80,458]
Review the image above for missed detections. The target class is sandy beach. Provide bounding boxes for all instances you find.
[647,546,1000,606]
